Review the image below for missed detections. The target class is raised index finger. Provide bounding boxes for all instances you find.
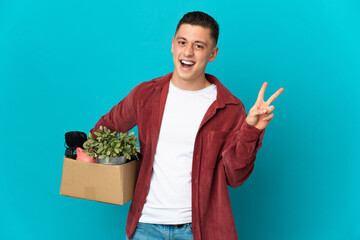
[266,88,284,105]
[257,82,268,101]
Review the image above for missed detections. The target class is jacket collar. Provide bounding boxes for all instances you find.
[152,72,239,109]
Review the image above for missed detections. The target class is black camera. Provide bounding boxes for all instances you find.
[64,131,87,159]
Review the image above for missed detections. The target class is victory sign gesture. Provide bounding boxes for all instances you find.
[246,82,284,130]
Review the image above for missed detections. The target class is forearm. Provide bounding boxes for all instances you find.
[223,120,265,187]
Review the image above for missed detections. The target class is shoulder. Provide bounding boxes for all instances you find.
[131,80,154,94]
[132,73,171,92]
[216,81,247,117]
[128,73,171,103]
[231,94,245,109]
[225,94,247,119]
[213,78,245,110]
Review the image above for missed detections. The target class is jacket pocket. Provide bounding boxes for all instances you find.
[202,130,230,169]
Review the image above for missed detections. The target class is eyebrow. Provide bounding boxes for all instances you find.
[176,36,208,46]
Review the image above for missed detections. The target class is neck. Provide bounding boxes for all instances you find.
[170,74,211,91]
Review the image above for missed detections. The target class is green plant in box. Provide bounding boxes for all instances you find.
[82,126,139,163]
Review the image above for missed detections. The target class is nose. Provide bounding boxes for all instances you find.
[184,44,194,57]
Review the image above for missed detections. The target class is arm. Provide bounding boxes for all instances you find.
[222,108,265,188]
[90,84,142,136]
[223,82,284,187]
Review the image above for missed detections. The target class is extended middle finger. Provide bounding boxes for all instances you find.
[266,88,284,105]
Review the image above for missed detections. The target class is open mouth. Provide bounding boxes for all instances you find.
[180,60,195,69]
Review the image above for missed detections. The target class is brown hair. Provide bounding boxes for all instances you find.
[175,11,219,45]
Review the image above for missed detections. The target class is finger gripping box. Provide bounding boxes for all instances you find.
[60,157,140,205]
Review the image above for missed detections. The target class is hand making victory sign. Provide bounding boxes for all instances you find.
[246,82,284,130]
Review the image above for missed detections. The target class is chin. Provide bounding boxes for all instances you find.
[176,72,197,82]
[174,67,201,82]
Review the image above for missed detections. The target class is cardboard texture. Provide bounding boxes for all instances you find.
[60,157,139,205]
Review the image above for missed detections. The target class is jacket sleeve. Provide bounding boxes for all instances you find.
[90,84,141,136]
[222,106,265,188]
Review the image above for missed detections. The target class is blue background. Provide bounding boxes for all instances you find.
[1,0,359,239]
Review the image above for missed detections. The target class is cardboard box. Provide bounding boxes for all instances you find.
[60,157,140,205]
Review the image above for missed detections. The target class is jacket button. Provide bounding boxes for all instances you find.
[145,185,148,189]
[137,208,140,212]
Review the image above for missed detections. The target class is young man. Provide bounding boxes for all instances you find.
[91,11,283,240]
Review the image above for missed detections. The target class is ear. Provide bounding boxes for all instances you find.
[171,37,175,54]
[208,46,219,63]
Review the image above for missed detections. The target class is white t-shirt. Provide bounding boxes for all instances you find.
[139,80,217,224]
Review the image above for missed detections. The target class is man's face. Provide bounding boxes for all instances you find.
[171,24,219,83]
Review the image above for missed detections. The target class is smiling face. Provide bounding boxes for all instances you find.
[171,24,219,88]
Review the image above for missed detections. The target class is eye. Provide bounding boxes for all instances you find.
[178,41,186,45]
[195,44,204,49]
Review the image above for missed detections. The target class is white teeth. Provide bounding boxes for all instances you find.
[181,60,195,65]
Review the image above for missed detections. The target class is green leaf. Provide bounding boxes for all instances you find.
[106,156,110,162]
[96,147,103,154]
[86,128,140,162]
